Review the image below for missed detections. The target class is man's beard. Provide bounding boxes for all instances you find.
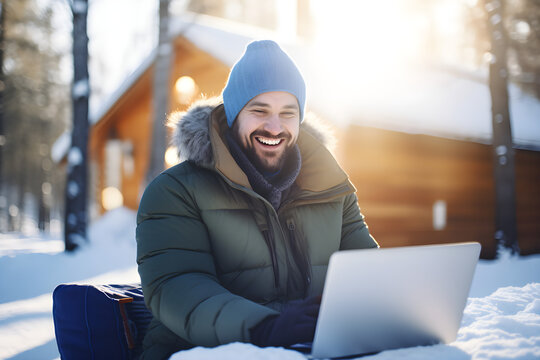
[232,128,295,174]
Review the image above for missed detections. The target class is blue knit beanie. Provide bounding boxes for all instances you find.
[222,40,306,127]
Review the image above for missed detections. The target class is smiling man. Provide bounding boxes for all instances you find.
[136,40,378,359]
[232,91,300,174]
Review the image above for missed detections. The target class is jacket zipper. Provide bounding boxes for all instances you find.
[215,173,353,292]
[262,229,280,288]
[286,219,312,296]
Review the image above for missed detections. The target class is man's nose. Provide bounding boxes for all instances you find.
[263,114,283,135]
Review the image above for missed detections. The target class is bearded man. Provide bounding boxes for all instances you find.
[136,40,378,359]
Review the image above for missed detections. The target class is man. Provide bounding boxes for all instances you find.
[136,40,378,359]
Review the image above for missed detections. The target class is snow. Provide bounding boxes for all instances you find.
[170,285,540,360]
[470,252,540,298]
[67,147,83,168]
[456,284,540,360]
[72,0,88,15]
[0,208,139,360]
[0,208,539,360]
[71,78,90,99]
[66,181,79,198]
[50,131,71,164]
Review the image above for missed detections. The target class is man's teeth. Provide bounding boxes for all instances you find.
[257,137,281,146]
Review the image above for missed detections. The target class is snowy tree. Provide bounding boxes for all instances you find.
[505,0,540,100]
[1,0,70,233]
[0,0,5,231]
[465,0,540,101]
[64,0,89,251]
[485,0,519,254]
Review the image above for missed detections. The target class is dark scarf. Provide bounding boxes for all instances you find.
[226,132,301,210]
[226,132,311,296]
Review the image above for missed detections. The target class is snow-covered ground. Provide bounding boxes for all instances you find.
[0,208,539,360]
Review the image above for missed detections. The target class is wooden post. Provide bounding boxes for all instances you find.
[65,0,89,251]
[485,0,519,254]
[146,0,172,184]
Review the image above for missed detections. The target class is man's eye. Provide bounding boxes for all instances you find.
[252,109,266,114]
[281,112,297,117]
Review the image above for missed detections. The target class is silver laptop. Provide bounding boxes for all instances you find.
[309,242,481,359]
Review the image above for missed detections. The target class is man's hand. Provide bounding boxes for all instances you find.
[250,296,321,347]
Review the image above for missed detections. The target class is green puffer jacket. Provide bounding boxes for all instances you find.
[136,99,378,359]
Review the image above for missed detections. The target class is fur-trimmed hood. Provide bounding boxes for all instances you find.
[167,97,351,194]
[167,98,335,168]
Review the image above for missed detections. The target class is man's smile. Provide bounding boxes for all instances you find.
[255,136,283,146]
[233,91,300,173]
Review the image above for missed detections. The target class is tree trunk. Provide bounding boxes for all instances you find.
[65,0,89,251]
[146,0,172,184]
[0,0,5,232]
[486,0,519,254]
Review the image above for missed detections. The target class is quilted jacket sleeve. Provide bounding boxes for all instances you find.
[339,193,379,250]
[136,172,278,347]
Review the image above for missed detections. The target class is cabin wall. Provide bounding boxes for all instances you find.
[89,66,153,214]
[115,92,152,210]
[515,149,540,256]
[339,125,539,259]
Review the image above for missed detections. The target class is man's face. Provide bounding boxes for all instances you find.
[232,91,300,174]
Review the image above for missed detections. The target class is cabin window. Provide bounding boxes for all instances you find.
[103,140,124,211]
[433,200,447,230]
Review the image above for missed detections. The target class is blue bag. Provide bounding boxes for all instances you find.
[52,283,153,360]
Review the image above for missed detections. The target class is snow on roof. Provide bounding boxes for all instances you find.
[169,13,288,67]
[509,83,540,149]
[307,63,540,149]
[88,48,157,126]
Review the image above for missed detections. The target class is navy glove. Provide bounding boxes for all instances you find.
[250,296,321,347]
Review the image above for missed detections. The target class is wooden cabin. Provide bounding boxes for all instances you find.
[88,37,230,212]
[338,126,540,259]
[73,15,539,259]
